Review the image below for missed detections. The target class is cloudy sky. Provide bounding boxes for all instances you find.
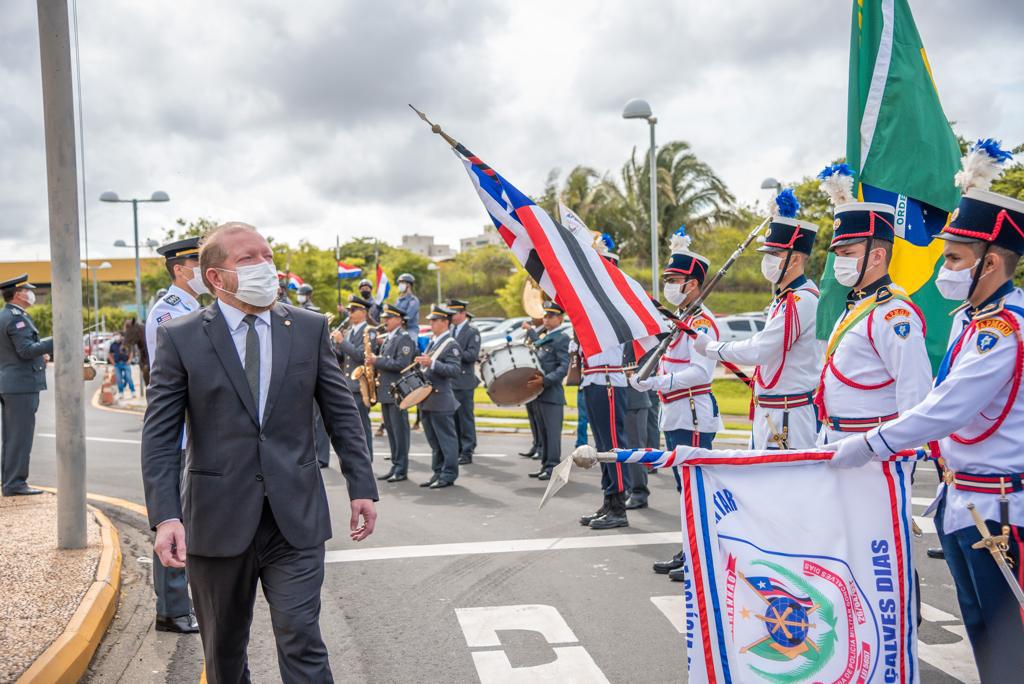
[2,0,1023,261]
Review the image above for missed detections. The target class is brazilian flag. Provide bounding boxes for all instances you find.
[817,0,962,370]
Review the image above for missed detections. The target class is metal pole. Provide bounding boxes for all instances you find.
[436,268,442,303]
[37,0,86,549]
[648,118,658,296]
[91,267,99,348]
[131,199,143,319]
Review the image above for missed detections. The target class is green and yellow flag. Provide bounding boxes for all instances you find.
[817,0,962,370]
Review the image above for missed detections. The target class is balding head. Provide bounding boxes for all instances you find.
[200,222,277,313]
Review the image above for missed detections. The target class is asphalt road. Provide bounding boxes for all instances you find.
[25,371,979,683]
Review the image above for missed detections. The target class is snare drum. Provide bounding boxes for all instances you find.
[479,343,543,406]
[390,367,433,410]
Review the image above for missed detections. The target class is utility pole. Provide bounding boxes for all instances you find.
[37,0,86,549]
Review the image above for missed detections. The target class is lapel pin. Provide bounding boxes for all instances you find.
[284,320,292,327]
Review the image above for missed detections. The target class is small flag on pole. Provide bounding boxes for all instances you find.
[278,272,305,290]
[337,261,362,279]
[374,263,391,303]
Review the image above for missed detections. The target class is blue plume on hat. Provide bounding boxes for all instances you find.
[816,162,854,181]
[773,188,800,218]
[817,163,856,207]
[955,138,1013,193]
[670,224,692,254]
[601,232,616,251]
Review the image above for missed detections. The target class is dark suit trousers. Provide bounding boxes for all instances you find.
[581,384,632,496]
[188,500,331,684]
[350,390,373,460]
[422,410,458,483]
[453,388,477,457]
[153,449,193,619]
[312,404,330,467]
[537,401,564,472]
[625,407,652,497]
[381,402,410,476]
[1,392,39,494]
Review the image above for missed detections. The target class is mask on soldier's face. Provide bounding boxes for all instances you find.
[936,259,979,301]
[360,289,372,299]
[22,290,36,307]
[297,295,308,304]
[398,282,409,294]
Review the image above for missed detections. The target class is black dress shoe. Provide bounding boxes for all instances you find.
[653,550,686,575]
[419,477,438,488]
[528,469,545,478]
[458,456,473,465]
[926,547,945,560]
[668,567,686,582]
[518,448,538,458]
[377,471,395,481]
[531,453,541,460]
[588,512,629,530]
[387,473,407,483]
[2,486,43,496]
[429,479,453,489]
[155,613,200,634]
[625,495,648,510]
[537,470,552,481]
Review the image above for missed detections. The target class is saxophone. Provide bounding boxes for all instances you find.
[351,325,378,407]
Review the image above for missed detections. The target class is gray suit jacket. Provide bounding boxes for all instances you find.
[374,328,416,405]
[141,301,377,557]
[420,332,461,413]
[451,323,481,391]
[529,328,569,405]
[0,304,53,394]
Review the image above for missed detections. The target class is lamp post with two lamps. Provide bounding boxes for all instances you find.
[100,190,168,320]
[623,98,659,296]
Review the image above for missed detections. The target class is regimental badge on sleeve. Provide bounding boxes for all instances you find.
[156,312,172,325]
[15,321,26,330]
[401,345,411,356]
[892,321,910,339]
[163,294,181,306]
[691,316,712,335]
[976,332,1000,354]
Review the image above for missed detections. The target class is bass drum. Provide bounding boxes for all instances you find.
[390,367,433,410]
[480,343,543,407]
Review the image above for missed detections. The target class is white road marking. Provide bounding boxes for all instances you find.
[456,605,609,683]
[38,432,140,445]
[408,452,506,458]
[919,602,959,623]
[912,496,936,507]
[650,595,685,634]
[325,532,681,564]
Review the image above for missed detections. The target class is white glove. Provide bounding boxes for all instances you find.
[692,332,712,356]
[629,374,655,392]
[827,436,875,469]
[571,444,598,469]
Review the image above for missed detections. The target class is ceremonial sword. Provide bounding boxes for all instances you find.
[967,503,1024,609]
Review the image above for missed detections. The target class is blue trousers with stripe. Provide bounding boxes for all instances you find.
[582,384,631,495]
[664,428,715,493]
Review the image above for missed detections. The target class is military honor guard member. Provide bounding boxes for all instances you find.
[813,164,932,444]
[143,238,204,633]
[832,140,1024,682]
[524,301,570,480]
[448,298,481,465]
[629,228,722,577]
[369,304,416,482]
[694,190,822,449]
[416,305,463,488]
[0,275,52,497]
[578,233,634,530]
[395,273,421,336]
[333,295,377,458]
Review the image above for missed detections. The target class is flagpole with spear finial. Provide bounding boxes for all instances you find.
[409,104,460,149]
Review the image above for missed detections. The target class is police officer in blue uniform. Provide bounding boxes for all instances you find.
[370,304,416,482]
[448,298,481,465]
[525,301,570,480]
[0,275,52,497]
[416,305,462,488]
[395,273,420,336]
[832,140,1024,681]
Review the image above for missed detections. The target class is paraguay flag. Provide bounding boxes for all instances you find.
[817,0,962,371]
[337,261,362,279]
[453,142,668,361]
[374,263,391,304]
[278,272,305,290]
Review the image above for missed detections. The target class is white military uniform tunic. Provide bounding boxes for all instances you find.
[145,284,200,448]
[650,307,722,433]
[818,280,932,443]
[578,342,627,388]
[867,286,1024,533]
[704,277,822,449]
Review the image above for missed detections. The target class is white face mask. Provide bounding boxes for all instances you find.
[215,261,278,308]
[398,282,409,294]
[936,259,979,301]
[22,290,36,307]
[662,281,687,306]
[832,255,863,287]
[297,295,308,304]
[187,266,209,296]
[760,254,785,284]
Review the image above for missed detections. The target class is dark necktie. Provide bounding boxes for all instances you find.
[243,314,261,410]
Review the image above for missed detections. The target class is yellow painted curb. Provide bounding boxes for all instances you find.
[17,505,122,684]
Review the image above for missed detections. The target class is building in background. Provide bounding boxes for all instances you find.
[401,233,456,260]
[459,225,504,252]
[0,257,162,302]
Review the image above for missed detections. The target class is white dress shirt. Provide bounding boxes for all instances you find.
[218,300,273,423]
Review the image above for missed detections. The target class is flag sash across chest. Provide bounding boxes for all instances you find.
[609,445,923,684]
[459,151,667,362]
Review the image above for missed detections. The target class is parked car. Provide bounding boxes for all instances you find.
[717,315,766,343]
[479,317,533,347]
[481,321,573,353]
[83,332,116,362]
[468,317,503,334]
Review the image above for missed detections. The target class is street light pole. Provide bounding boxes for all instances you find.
[623,98,659,295]
[132,199,142,319]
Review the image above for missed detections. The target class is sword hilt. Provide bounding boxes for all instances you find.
[968,503,1011,560]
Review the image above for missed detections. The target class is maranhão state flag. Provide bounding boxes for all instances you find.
[817,0,963,370]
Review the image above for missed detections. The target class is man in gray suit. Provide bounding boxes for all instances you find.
[0,275,52,497]
[142,223,378,684]
[368,304,415,482]
[332,295,377,460]
[525,302,570,480]
[447,298,480,465]
[415,305,462,488]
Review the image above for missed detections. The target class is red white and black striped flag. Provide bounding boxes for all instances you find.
[456,144,669,361]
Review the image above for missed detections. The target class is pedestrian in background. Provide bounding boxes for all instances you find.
[109,333,136,399]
